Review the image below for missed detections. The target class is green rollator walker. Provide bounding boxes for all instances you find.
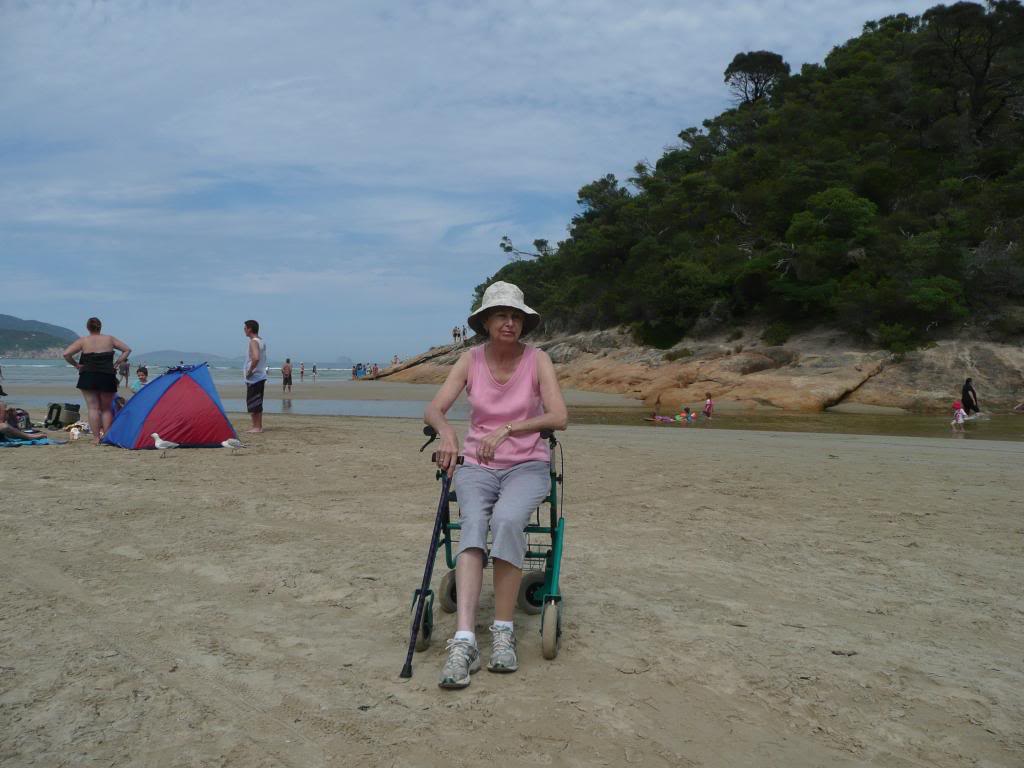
[401,426,566,678]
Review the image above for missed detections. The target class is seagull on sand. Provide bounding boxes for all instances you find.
[151,433,179,453]
[221,438,245,451]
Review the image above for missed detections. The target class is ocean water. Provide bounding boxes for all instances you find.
[0,357,359,386]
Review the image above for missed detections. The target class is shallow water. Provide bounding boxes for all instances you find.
[569,406,1024,442]
[6,359,1021,442]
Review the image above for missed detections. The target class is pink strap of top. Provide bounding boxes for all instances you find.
[463,344,550,468]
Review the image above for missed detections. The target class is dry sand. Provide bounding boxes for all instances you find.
[1,417,1021,767]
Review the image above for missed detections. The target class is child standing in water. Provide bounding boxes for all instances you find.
[950,400,967,432]
[703,393,714,421]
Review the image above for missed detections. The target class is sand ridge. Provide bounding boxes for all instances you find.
[1,417,1021,766]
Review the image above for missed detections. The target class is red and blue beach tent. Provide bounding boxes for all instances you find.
[102,363,237,449]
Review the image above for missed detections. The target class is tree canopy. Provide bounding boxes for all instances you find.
[479,1,1024,351]
[724,50,791,104]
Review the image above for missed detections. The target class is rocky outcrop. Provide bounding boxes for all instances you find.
[378,328,1024,413]
[845,340,1024,411]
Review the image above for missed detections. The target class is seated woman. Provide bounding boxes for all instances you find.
[425,281,568,690]
[1,406,47,441]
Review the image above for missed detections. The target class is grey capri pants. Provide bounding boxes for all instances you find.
[452,460,551,568]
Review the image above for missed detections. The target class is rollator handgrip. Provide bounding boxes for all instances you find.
[431,452,464,465]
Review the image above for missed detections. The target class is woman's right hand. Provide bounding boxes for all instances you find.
[435,430,460,477]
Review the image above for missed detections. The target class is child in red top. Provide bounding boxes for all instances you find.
[702,393,714,420]
[950,400,967,432]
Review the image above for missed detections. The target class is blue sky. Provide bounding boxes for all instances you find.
[1,0,937,361]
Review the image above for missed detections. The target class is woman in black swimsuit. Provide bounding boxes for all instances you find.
[62,317,132,444]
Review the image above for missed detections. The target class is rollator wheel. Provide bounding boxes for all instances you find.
[517,571,546,615]
[541,600,560,660]
[410,593,434,652]
[439,570,458,614]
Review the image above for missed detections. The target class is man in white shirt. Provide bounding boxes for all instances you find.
[243,319,268,433]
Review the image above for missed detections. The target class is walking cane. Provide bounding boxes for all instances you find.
[400,428,460,679]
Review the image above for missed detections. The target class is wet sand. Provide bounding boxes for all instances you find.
[1,417,1021,766]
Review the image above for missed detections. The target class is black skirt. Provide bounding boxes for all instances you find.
[77,371,119,393]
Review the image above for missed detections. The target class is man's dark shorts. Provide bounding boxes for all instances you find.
[246,380,266,413]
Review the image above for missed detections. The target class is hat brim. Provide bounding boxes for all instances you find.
[467,305,541,337]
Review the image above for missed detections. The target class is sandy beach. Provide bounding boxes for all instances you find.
[1,416,1021,767]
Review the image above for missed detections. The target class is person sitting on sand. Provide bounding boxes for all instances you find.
[425,281,568,690]
[0,403,46,444]
[0,418,48,441]
[62,317,131,445]
[951,400,967,433]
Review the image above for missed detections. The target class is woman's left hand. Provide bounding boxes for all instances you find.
[476,427,509,465]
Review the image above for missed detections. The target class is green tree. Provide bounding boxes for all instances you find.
[724,51,791,104]
[475,3,1024,352]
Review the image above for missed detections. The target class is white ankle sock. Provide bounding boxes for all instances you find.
[492,620,513,631]
[454,630,476,646]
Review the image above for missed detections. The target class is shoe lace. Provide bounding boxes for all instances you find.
[491,627,514,655]
[444,639,472,667]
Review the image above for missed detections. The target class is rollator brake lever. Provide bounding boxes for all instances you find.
[419,425,438,452]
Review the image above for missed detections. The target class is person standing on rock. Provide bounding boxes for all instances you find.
[961,378,980,416]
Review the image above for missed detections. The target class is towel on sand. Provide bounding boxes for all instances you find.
[0,437,55,447]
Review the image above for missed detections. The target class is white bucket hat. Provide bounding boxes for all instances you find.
[467,281,541,337]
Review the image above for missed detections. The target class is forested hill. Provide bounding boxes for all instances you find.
[478,2,1024,352]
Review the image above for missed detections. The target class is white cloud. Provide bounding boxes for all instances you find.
[0,0,939,357]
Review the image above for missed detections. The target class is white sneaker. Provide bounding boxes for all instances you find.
[438,638,480,689]
[487,624,518,673]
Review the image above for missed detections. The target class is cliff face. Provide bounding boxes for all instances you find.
[381,329,1024,413]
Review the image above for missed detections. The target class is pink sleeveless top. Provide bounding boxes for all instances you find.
[463,344,550,469]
